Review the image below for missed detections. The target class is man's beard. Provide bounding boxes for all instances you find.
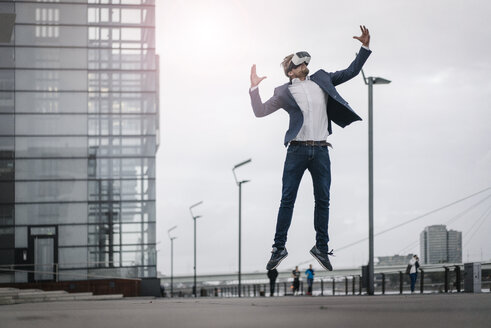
[299,66,309,78]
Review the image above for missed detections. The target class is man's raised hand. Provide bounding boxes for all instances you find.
[250,64,267,88]
[353,25,370,48]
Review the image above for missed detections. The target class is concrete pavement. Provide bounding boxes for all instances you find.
[1,293,490,328]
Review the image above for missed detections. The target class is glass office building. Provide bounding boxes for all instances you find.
[420,225,462,264]
[0,0,159,283]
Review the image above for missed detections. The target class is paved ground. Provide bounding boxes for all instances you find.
[1,293,490,328]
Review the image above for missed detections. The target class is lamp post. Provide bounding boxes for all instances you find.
[232,158,251,298]
[361,69,391,295]
[167,225,177,297]
[189,201,203,297]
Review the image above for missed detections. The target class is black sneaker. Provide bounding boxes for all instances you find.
[310,246,333,271]
[266,247,288,270]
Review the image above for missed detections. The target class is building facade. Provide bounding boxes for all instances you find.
[447,229,462,263]
[420,225,462,264]
[0,0,159,283]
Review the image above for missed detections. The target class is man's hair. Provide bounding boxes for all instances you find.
[281,54,294,78]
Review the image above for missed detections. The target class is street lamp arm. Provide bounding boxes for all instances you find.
[190,201,203,209]
[233,159,252,185]
[373,77,391,85]
[189,201,203,218]
[168,225,178,239]
[360,60,368,85]
[233,158,252,170]
[232,170,240,186]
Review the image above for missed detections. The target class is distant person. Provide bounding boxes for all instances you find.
[160,285,166,297]
[305,264,315,295]
[250,26,372,272]
[407,255,420,293]
[267,268,279,297]
[292,266,300,295]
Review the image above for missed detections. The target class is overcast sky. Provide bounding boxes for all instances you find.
[154,0,491,276]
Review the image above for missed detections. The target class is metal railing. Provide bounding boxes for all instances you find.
[162,263,491,298]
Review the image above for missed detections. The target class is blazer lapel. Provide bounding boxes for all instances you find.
[277,82,300,111]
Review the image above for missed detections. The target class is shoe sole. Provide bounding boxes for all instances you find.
[310,250,333,271]
[266,253,288,270]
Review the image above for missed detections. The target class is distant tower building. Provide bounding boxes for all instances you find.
[447,230,462,263]
[420,225,462,264]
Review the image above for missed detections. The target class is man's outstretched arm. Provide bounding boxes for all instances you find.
[249,64,281,117]
[330,25,372,86]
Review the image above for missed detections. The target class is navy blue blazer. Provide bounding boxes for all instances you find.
[250,47,372,146]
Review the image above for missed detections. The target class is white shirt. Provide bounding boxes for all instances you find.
[288,76,328,141]
[409,258,418,274]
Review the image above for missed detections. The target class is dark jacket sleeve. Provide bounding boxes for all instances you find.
[329,46,372,86]
[249,87,282,117]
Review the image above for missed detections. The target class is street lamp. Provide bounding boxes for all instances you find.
[361,69,391,295]
[232,158,251,297]
[167,225,177,297]
[189,201,203,297]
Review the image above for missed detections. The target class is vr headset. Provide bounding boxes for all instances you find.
[287,51,311,72]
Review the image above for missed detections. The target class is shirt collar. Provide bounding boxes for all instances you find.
[291,75,310,84]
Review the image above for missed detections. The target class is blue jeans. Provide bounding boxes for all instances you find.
[410,273,418,292]
[273,144,331,253]
[307,278,314,293]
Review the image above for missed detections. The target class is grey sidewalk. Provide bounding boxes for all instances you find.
[1,293,490,328]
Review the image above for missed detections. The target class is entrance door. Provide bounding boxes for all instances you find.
[28,226,58,282]
[34,237,54,281]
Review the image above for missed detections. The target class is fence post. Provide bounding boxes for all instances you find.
[399,271,403,294]
[345,277,348,295]
[381,273,385,295]
[420,269,424,294]
[332,278,335,296]
[359,275,362,295]
[444,267,449,293]
[352,276,356,295]
[454,265,461,292]
[284,282,287,295]
[321,279,324,296]
[277,283,279,296]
